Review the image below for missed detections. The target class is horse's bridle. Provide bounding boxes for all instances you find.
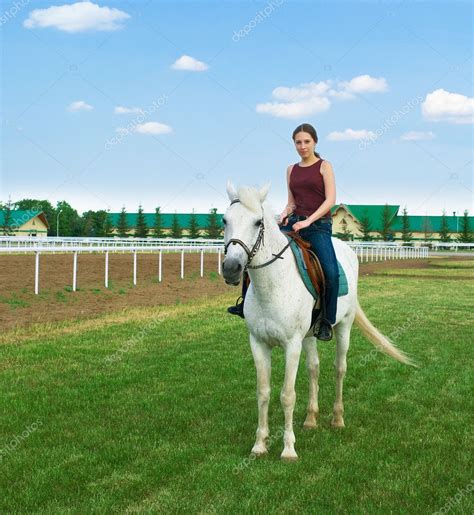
[223,198,291,270]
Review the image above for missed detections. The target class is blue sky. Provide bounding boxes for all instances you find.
[1,0,472,215]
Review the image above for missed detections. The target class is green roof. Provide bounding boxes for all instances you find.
[108,212,222,229]
[0,209,46,227]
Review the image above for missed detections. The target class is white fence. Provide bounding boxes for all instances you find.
[0,237,429,295]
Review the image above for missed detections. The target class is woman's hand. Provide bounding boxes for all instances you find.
[292,220,310,232]
[278,210,290,225]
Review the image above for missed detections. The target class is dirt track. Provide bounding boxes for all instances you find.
[0,253,471,331]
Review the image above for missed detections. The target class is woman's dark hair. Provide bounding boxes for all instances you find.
[292,123,321,159]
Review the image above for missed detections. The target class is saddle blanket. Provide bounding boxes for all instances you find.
[286,236,349,300]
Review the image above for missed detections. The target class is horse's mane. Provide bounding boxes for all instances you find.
[237,186,264,214]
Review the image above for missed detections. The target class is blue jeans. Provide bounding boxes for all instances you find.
[282,215,339,324]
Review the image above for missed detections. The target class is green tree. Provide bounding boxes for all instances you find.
[336,217,352,241]
[170,213,182,238]
[205,208,222,239]
[56,201,81,237]
[152,207,164,238]
[81,210,95,237]
[104,211,113,237]
[457,210,473,243]
[117,206,129,237]
[134,204,148,238]
[401,207,413,244]
[359,209,373,241]
[1,198,14,235]
[187,210,200,239]
[422,216,433,242]
[378,204,394,241]
[438,211,451,242]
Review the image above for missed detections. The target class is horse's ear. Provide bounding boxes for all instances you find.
[226,180,238,202]
[259,182,271,202]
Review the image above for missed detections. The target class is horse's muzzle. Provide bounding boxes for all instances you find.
[222,258,243,286]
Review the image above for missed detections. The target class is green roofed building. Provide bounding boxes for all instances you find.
[0,209,49,237]
[331,204,472,241]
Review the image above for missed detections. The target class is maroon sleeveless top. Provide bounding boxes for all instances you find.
[289,159,331,218]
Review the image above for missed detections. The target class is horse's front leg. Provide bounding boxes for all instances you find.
[249,335,272,456]
[280,340,302,461]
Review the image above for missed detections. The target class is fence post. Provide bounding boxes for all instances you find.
[35,251,40,295]
[105,251,109,288]
[133,251,137,286]
[200,250,204,278]
[73,251,77,291]
[158,250,162,282]
[181,250,184,279]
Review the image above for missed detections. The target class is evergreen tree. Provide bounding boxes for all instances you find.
[104,211,113,237]
[458,210,473,243]
[422,216,433,242]
[187,211,200,239]
[205,208,222,239]
[170,213,183,238]
[401,207,413,244]
[117,206,129,237]
[134,204,148,238]
[1,198,13,235]
[378,204,394,241]
[438,210,451,242]
[152,207,164,238]
[359,209,373,241]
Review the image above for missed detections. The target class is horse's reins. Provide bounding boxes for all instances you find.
[224,198,292,270]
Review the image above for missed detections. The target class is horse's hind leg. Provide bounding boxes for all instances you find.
[249,336,272,456]
[302,336,319,429]
[332,319,352,428]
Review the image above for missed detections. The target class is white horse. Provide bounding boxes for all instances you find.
[222,183,414,461]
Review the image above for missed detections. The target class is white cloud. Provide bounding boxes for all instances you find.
[114,106,143,114]
[339,74,388,93]
[24,1,130,33]
[67,100,93,112]
[134,122,173,135]
[421,88,474,124]
[401,131,435,141]
[256,74,388,119]
[171,55,209,71]
[327,129,376,141]
[256,97,331,119]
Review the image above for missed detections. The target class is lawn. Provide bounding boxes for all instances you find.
[0,268,472,513]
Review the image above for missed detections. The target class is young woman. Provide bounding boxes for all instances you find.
[228,123,339,341]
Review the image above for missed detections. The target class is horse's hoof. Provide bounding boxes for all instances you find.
[250,446,268,457]
[331,418,345,429]
[280,450,298,461]
[303,421,318,430]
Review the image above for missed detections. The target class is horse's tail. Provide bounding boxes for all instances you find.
[354,300,417,367]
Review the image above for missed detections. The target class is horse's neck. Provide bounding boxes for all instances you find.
[247,217,295,295]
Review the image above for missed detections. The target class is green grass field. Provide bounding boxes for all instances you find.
[1,267,473,513]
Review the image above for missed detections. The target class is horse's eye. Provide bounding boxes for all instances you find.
[222,218,227,225]
[255,219,262,227]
